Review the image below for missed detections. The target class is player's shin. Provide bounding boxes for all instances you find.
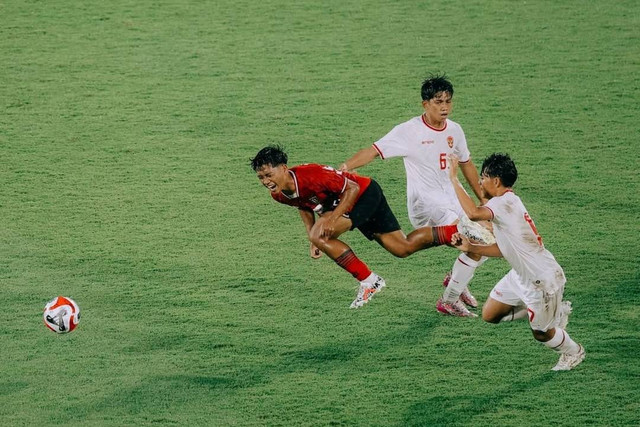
[431,224,459,246]
[334,249,371,281]
[543,328,581,354]
[442,254,481,304]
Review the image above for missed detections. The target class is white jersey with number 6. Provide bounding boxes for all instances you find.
[373,116,471,227]
[484,191,565,293]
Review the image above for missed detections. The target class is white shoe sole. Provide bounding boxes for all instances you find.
[349,282,385,309]
[552,345,585,371]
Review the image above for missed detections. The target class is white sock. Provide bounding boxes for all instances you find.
[500,305,528,322]
[361,272,377,284]
[443,254,480,303]
[544,328,580,354]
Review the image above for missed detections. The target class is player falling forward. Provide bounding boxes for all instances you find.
[449,153,585,371]
[340,74,493,317]
[251,145,476,309]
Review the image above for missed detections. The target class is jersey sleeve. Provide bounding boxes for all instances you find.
[453,125,471,163]
[484,197,502,223]
[373,123,409,159]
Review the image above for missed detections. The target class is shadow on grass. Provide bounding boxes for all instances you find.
[0,381,29,396]
[61,315,441,422]
[279,315,441,369]
[402,372,556,426]
[62,374,251,422]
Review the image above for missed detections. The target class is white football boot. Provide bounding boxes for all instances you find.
[350,274,386,309]
[442,271,478,308]
[552,345,586,371]
[457,215,495,245]
[436,297,478,318]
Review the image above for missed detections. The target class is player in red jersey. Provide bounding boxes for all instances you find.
[251,145,462,309]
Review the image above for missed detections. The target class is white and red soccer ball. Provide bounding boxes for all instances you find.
[43,296,80,333]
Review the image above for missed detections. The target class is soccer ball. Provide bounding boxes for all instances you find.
[43,296,81,333]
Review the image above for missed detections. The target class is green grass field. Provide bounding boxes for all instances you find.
[2,0,639,425]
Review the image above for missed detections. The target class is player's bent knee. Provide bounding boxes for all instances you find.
[531,329,553,342]
[481,309,502,324]
[482,314,501,324]
[389,245,412,258]
[381,242,411,258]
[393,249,411,258]
[309,234,327,249]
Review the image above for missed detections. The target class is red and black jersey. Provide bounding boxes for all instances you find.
[271,164,371,213]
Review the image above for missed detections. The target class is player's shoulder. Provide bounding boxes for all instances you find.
[446,118,464,132]
[488,191,522,211]
[292,163,337,180]
[503,190,522,203]
[394,115,423,130]
[291,163,324,174]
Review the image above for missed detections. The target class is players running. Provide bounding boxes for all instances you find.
[340,74,493,317]
[449,153,585,371]
[251,145,482,309]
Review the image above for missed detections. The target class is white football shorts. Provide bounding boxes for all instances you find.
[408,193,464,228]
[490,269,566,332]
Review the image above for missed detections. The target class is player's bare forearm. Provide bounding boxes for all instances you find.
[328,179,360,221]
[339,146,379,171]
[466,242,502,257]
[460,160,485,203]
[451,178,490,221]
[449,156,492,221]
[318,179,359,238]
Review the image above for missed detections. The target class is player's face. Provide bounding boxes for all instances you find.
[256,164,290,194]
[480,173,500,198]
[422,91,453,123]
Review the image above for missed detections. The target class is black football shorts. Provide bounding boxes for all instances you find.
[348,179,401,240]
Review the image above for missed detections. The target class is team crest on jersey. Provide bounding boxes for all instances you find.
[447,136,454,148]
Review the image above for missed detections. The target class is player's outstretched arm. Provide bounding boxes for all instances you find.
[339,146,379,172]
[449,155,492,221]
[460,160,488,205]
[452,233,503,257]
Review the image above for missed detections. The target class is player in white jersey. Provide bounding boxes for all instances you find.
[449,153,585,371]
[340,75,492,317]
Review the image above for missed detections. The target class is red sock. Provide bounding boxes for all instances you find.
[334,249,371,281]
[433,224,458,246]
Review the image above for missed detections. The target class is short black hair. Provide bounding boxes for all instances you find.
[421,74,454,101]
[481,153,518,187]
[250,145,288,171]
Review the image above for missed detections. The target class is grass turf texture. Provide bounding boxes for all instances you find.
[2,0,639,425]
